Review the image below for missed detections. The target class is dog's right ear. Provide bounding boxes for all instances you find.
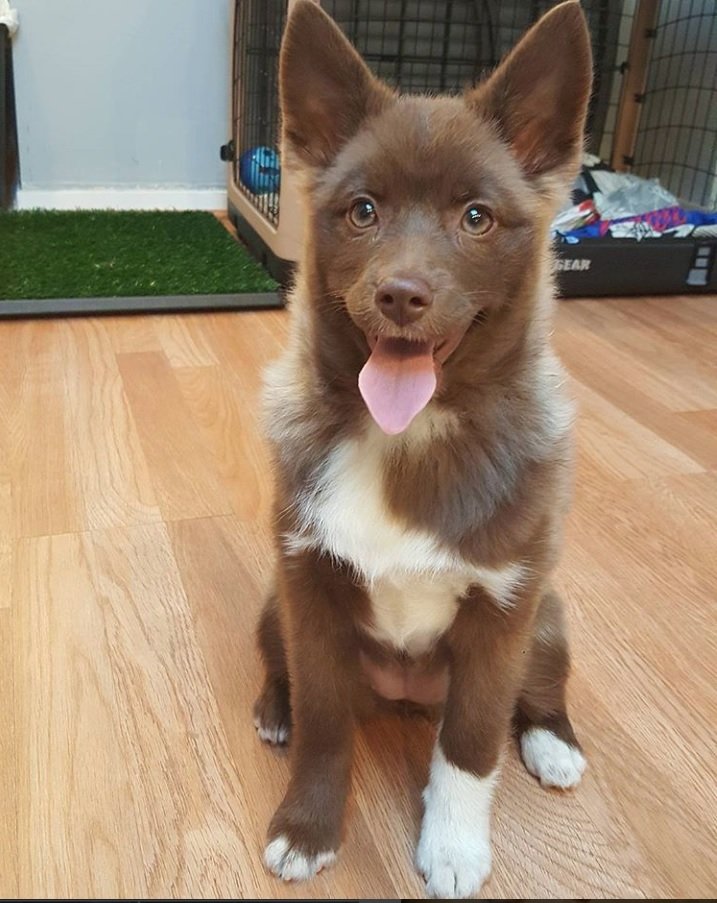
[279,0,393,170]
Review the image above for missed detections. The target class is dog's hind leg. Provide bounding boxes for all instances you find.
[253,590,292,746]
[515,588,587,789]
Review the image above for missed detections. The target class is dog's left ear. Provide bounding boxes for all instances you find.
[469,0,593,183]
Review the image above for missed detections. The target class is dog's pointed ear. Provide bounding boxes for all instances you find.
[279,0,393,170]
[469,0,593,182]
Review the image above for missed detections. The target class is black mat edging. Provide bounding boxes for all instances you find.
[0,291,283,319]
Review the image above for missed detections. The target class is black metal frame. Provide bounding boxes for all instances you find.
[0,22,19,210]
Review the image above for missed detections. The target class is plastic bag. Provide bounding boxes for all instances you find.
[594,175,678,220]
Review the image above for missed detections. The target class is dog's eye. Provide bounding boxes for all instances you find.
[348,198,378,229]
[462,204,494,236]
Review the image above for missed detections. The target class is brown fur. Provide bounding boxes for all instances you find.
[264,549,363,855]
[255,0,593,892]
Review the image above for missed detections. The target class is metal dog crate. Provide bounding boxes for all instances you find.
[224,0,717,297]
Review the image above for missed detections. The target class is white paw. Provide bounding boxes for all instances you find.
[416,827,492,898]
[521,727,587,789]
[254,716,290,746]
[416,746,497,898]
[263,834,336,882]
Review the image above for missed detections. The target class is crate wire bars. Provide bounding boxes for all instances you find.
[226,0,717,289]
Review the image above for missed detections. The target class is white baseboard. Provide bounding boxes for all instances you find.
[15,187,227,211]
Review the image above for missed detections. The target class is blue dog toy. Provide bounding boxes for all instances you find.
[239,146,281,195]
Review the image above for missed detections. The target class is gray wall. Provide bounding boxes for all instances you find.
[12,0,231,190]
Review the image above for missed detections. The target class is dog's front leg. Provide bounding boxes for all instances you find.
[416,586,535,898]
[263,547,360,882]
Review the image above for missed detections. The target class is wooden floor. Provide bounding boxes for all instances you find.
[0,295,715,899]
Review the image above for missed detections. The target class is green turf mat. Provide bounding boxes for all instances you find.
[0,210,277,300]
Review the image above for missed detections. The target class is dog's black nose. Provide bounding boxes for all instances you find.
[375,277,433,326]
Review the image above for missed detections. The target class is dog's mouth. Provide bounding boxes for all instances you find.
[358,319,476,435]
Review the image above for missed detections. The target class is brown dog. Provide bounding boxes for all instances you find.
[254,1,593,896]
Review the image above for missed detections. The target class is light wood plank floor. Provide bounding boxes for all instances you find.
[0,296,715,898]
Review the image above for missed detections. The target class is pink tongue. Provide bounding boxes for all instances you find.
[358,337,437,435]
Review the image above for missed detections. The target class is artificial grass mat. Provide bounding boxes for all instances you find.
[0,210,278,300]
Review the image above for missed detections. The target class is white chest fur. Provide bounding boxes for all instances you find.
[285,425,526,653]
[366,574,464,654]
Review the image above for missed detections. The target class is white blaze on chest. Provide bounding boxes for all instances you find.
[287,427,526,652]
[367,574,464,654]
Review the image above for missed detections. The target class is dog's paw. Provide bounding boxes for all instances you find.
[253,682,291,747]
[264,834,337,882]
[416,747,496,898]
[520,727,587,789]
[254,715,290,746]
[416,827,492,898]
